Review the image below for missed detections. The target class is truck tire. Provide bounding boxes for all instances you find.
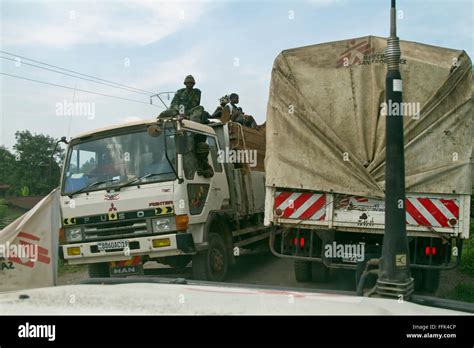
[192,233,228,282]
[311,262,329,283]
[88,263,110,278]
[422,269,441,294]
[294,260,311,282]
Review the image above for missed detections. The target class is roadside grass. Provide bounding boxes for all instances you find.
[57,258,87,276]
[443,283,474,303]
[459,218,474,277]
[442,200,474,303]
[0,201,24,230]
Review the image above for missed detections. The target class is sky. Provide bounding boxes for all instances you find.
[0,0,472,150]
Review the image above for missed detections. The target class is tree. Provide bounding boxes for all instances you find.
[9,131,64,195]
[0,146,16,193]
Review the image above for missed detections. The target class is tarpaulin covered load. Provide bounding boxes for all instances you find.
[265,36,472,198]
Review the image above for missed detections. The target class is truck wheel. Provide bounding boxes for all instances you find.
[311,262,329,283]
[294,260,311,282]
[422,269,441,294]
[192,233,228,282]
[88,263,110,278]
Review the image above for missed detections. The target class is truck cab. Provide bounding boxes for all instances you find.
[59,117,268,281]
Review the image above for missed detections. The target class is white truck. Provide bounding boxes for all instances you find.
[264,36,472,293]
[59,117,269,281]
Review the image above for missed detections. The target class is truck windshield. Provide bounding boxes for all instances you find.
[62,128,176,195]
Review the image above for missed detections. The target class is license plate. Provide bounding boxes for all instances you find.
[97,240,129,251]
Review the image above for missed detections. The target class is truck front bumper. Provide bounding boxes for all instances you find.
[61,232,195,265]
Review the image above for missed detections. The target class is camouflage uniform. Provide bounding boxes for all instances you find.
[159,75,206,123]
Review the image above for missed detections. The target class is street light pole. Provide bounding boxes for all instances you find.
[376,0,414,299]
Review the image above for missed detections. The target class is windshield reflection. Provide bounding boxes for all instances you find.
[62,129,176,195]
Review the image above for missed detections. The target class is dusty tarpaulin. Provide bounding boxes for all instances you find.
[265,36,472,198]
[0,189,60,292]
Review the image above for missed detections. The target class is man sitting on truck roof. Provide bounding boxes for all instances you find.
[158,75,209,124]
[225,93,257,129]
[227,93,244,124]
[210,95,230,120]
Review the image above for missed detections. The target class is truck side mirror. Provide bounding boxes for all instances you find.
[176,133,190,154]
[147,124,162,137]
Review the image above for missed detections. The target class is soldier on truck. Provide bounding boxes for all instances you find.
[159,75,208,123]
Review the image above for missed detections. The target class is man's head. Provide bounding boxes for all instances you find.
[219,95,230,107]
[230,93,239,104]
[184,75,195,90]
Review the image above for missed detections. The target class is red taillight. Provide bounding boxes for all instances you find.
[293,237,305,248]
[425,246,437,256]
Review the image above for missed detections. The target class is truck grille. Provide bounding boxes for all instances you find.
[83,219,148,241]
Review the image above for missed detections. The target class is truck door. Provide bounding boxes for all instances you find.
[182,131,229,226]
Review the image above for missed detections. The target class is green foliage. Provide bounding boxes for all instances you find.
[57,258,87,276]
[20,186,30,197]
[460,218,474,277]
[0,131,64,196]
[0,199,7,217]
[444,283,474,303]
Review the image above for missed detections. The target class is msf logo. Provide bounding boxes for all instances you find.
[336,39,373,68]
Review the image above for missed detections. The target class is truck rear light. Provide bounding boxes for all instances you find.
[293,237,305,248]
[448,218,457,226]
[275,208,283,217]
[176,214,189,230]
[425,246,437,256]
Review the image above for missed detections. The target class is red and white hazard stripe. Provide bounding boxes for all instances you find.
[274,191,326,221]
[405,197,459,228]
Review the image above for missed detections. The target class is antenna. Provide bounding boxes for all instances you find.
[375,0,414,299]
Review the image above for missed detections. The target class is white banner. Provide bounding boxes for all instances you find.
[0,189,60,292]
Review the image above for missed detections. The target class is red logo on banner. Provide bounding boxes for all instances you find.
[336,39,373,68]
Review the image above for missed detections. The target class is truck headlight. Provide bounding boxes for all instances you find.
[152,217,176,233]
[65,227,82,242]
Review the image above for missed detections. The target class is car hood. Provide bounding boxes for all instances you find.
[0,282,468,315]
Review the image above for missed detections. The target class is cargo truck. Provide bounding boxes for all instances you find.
[59,116,269,281]
[265,36,472,293]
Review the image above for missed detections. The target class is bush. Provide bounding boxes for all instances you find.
[444,283,474,303]
[460,247,474,277]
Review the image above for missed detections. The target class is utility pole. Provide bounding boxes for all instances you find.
[376,0,414,299]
